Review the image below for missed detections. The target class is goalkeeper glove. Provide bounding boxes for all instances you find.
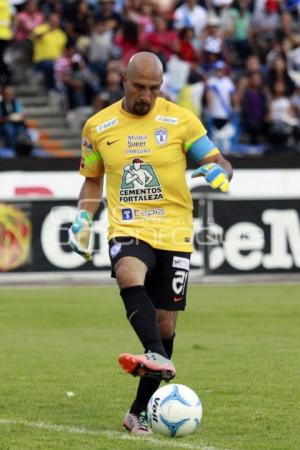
[68,210,93,261]
[191,162,230,192]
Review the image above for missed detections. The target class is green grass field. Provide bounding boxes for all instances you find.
[0,284,299,450]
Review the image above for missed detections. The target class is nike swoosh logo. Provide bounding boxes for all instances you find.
[107,139,119,146]
[173,296,183,302]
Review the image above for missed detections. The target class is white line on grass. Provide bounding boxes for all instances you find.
[0,418,228,450]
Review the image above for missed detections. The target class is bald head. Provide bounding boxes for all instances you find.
[122,52,163,116]
[127,52,163,79]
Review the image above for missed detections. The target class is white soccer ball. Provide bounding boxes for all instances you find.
[147,384,203,437]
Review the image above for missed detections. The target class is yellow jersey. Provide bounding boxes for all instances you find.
[80,97,216,252]
[0,0,13,40]
[33,24,67,63]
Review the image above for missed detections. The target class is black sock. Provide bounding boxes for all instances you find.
[120,285,167,357]
[130,335,175,415]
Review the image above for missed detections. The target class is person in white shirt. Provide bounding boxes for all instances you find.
[205,60,238,151]
[173,0,208,37]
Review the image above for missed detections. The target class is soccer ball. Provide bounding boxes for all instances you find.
[147,384,202,437]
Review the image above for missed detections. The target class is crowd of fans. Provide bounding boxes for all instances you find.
[1,0,300,156]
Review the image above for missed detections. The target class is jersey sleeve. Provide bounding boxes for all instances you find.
[79,120,104,177]
[182,109,208,151]
[182,109,220,161]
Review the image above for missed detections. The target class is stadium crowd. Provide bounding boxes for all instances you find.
[1,0,300,156]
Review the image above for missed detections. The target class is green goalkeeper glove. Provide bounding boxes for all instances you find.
[68,210,93,261]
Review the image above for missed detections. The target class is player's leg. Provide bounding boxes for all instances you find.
[124,311,177,434]
[128,310,177,413]
[128,250,190,406]
[125,249,190,433]
[109,237,175,380]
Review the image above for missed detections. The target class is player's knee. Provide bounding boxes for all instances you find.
[115,259,145,289]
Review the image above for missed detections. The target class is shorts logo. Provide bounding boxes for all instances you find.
[121,208,133,220]
[119,159,163,203]
[110,243,122,258]
[154,127,168,145]
[172,256,190,271]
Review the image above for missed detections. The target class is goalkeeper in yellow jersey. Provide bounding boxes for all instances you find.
[69,52,233,435]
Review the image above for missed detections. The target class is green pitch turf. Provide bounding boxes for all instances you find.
[0,284,299,450]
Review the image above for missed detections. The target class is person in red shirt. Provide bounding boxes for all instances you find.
[142,16,180,64]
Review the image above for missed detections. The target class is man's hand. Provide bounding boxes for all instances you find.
[191,163,230,192]
[68,210,93,260]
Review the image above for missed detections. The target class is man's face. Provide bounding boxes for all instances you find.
[123,72,162,116]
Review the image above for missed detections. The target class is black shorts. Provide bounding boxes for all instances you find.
[109,237,191,311]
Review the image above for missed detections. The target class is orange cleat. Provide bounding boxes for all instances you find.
[118,352,176,381]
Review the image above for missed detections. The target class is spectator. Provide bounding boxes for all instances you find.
[39,0,64,16]
[0,85,32,155]
[177,70,205,117]
[88,19,114,80]
[201,15,225,74]
[93,69,123,111]
[249,0,283,61]
[65,0,92,41]
[55,43,89,110]
[124,0,154,33]
[14,0,44,66]
[291,82,300,118]
[173,0,208,37]
[143,16,180,65]
[286,43,300,86]
[240,70,269,144]
[282,0,300,48]
[269,79,300,148]
[15,0,44,42]
[95,0,122,32]
[205,60,239,151]
[0,0,14,85]
[266,37,287,67]
[114,19,141,65]
[178,27,199,63]
[236,53,264,99]
[226,0,253,64]
[32,13,67,90]
[266,55,295,96]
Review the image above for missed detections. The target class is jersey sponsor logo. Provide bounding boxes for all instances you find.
[121,208,133,220]
[121,207,165,220]
[119,159,163,202]
[81,137,93,151]
[172,256,190,271]
[154,127,168,145]
[110,242,122,258]
[155,115,179,125]
[125,148,151,155]
[96,117,118,133]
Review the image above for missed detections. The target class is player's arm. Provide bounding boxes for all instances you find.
[78,174,104,214]
[187,134,233,192]
[69,121,105,260]
[68,173,104,261]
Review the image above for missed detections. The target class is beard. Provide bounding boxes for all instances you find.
[132,102,151,115]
